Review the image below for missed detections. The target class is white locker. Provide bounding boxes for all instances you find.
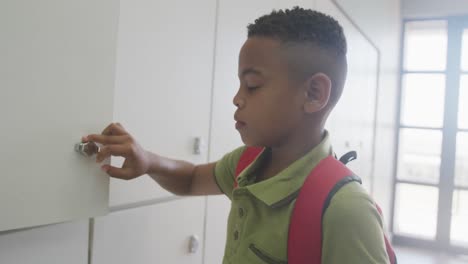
[92,197,205,264]
[0,221,89,264]
[318,0,379,192]
[0,0,119,232]
[109,0,217,208]
[204,195,230,264]
[208,0,278,162]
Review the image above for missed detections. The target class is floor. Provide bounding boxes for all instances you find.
[395,246,468,264]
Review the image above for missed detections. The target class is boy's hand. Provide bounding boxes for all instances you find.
[83,123,150,180]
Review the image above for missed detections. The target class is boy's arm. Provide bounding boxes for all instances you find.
[84,123,223,196]
[145,153,222,196]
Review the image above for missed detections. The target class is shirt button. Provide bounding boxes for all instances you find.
[233,230,239,240]
[238,208,244,217]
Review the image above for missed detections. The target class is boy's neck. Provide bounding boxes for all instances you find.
[256,128,325,182]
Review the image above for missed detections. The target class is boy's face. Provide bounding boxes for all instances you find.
[234,37,307,147]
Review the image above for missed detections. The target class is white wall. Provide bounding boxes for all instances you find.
[403,0,468,18]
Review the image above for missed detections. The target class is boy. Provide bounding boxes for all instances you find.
[84,7,391,263]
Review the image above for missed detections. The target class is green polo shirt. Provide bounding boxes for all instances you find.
[214,133,390,264]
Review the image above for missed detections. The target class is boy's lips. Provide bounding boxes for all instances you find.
[234,112,246,129]
[234,117,246,129]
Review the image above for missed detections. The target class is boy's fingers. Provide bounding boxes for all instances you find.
[86,134,128,145]
[82,123,129,144]
[101,123,127,136]
[96,144,129,162]
[102,165,134,180]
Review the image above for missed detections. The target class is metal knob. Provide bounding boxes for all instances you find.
[188,235,199,254]
[193,137,205,155]
[75,142,100,157]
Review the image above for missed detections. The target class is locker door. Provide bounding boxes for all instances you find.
[0,221,89,264]
[109,0,217,208]
[92,197,205,264]
[0,0,119,231]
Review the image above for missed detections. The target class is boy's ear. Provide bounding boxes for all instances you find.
[302,72,332,114]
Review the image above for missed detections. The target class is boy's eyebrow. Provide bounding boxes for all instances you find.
[239,68,263,77]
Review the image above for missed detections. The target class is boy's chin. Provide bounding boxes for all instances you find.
[243,140,264,148]
[239,133,266,147]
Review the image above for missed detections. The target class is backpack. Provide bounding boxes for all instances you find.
[234,147,397,264]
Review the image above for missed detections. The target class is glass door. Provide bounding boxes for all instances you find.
[392,16,468,253]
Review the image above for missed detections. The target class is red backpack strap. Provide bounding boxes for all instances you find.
[288,156,355,264]
[234,146,264,188]
[288,156,397,264]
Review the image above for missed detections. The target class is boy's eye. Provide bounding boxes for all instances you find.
[247,85,260,91]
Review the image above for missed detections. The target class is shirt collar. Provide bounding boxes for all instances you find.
[236,131,333,207]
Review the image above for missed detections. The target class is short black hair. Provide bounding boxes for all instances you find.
[247,7,348,108]
[247,7,346,58]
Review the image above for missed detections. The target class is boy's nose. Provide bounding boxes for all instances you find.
[233,95,245,108]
